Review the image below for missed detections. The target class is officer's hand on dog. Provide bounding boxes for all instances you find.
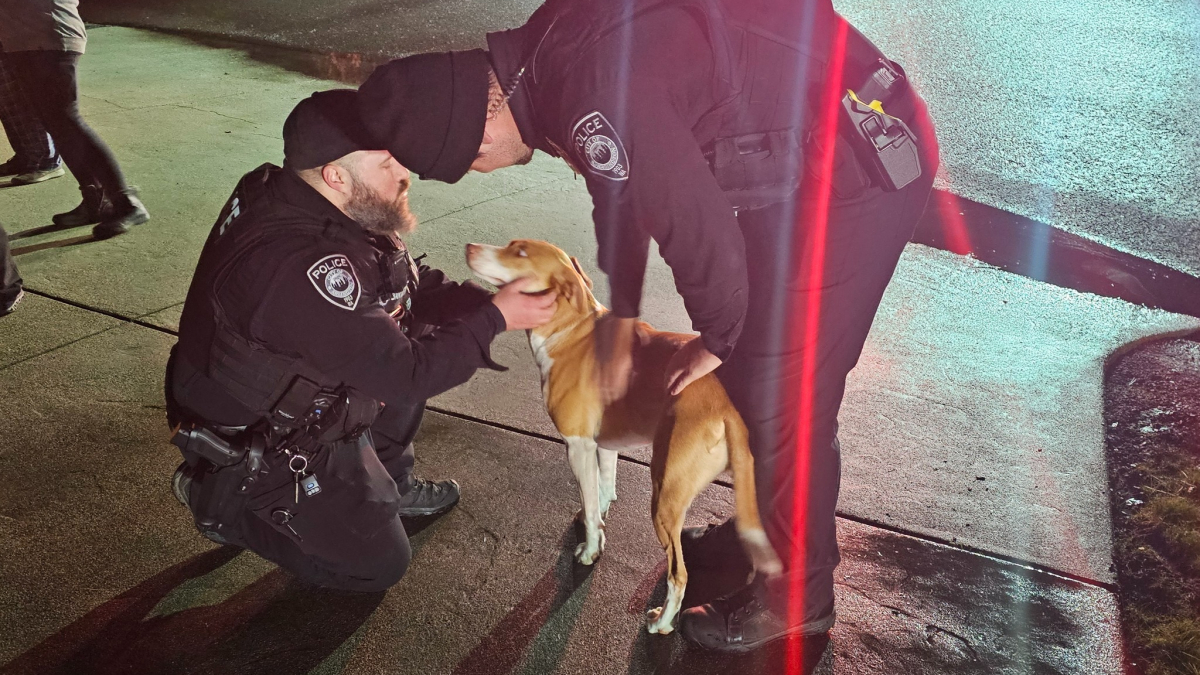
[666,337,722,396]
[492,277,558,330]
[596,315,638,405]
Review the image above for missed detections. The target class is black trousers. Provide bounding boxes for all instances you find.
[6,50,129,197]
[0,223,20,306]
[191,403,422,592]
[714,91,939,619]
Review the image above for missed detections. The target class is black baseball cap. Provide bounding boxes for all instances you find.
[357,49,491,184]
[283,89,386,170]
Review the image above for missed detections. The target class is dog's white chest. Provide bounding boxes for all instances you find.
[528,332,555,395]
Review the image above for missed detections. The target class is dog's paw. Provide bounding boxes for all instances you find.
[574,541,601,565]
[645,607,675,634]
[574,530,606,565]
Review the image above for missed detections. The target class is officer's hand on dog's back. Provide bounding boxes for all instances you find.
[492,277,558,330]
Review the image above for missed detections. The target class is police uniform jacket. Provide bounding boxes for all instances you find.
[486,0,887,361]
[173,164,505,431]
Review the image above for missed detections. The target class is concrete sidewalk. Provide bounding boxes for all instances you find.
[0,26,1193,673]
[0,303,1123,674]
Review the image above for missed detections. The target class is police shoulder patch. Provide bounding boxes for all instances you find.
[307,254,361,311]
[571,111,629,181]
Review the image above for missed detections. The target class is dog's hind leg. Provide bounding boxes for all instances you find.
[597,446,618,520]
[646,491,688,634]
[646,421,728,634]
[567,436,605,565]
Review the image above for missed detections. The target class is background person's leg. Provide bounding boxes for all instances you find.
[0,223,22,313]
[0,54,59,176]
[7,50,147,235]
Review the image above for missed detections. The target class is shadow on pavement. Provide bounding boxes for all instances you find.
[450,526,595,675]
[0,546,385,675]
[7,223,90,241]
[3,218,95,255]
[11,235,96,256]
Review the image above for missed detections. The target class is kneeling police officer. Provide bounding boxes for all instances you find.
[166,90,556,591]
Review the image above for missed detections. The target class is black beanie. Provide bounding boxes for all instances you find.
[282,89,384,170]
[357,49,491,184]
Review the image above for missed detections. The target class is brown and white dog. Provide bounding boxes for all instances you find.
[466,239,781,634]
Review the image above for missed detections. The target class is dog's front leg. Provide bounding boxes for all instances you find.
[598,446,618,519]
[567,436,605,565]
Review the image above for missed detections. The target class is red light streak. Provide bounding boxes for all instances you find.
[935,183,974,256]
[785,16,849,674]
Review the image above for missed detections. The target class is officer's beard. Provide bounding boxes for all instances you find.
[344,177,418,238]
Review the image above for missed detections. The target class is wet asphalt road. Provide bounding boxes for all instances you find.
[80,0,1200,281]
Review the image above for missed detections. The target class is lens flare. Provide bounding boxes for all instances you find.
[785,16,849,674]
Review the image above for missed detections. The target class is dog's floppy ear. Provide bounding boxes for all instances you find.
[570,256,594,290]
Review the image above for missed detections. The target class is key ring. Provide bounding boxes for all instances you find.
[288,454,308,474]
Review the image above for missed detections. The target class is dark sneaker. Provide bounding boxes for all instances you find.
[10,165,65,185]
[395,477,460,517]
[172,461,193,507]
[54,184,114,227]
[93,193,149,240]
[0,156,27,178]
[1,289,24,316]
[681,584,835,653]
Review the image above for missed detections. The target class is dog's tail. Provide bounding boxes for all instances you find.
[726,414,783,576]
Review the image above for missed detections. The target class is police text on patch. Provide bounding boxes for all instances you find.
[572,111,629,181]
[307,254,361,311]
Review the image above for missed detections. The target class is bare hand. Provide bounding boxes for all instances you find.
[665,337,722,396]
[492,277,557,330]
[595,314,637,404]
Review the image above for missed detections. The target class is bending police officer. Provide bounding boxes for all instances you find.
[357,0,939,648]
[166,90,556,591]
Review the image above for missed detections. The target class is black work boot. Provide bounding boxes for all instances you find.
[681,519,752,571]
[680,520,756,606]
[395,477,460,517]
[93,190,150,239]
[171,461,193,508]
[53,184,115,227]
[681,581,836,653]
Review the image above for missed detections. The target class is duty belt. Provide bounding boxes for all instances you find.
[705,21,923,210]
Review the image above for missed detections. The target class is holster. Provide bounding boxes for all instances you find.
[171,423,267,546]
[837,59,921,192]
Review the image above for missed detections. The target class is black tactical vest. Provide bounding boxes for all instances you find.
[175,164,390,430]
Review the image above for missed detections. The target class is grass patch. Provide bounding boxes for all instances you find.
[1134,494,1200,572]
[1142,617,1200,675]
[1105,335,1200,675]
